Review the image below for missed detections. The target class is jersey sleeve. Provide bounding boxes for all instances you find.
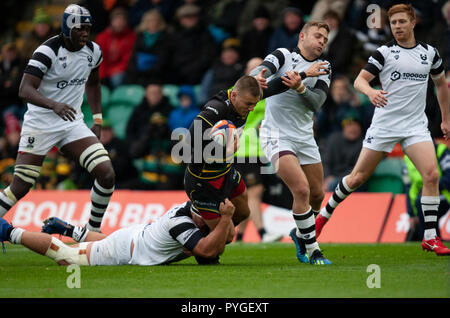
[23,44,56,79]
[363,47,387,76]
[430,46,444,77]
[316,60,332,93]
[260,48,289,75]
[168,217,203,251]
[91,41,103,70]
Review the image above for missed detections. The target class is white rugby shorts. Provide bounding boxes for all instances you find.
[362,126,432,153]
[89,225,145,266]
[19,120,96,155]
[260,134,321,166]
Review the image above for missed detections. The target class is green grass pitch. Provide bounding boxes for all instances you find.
[0,242,449,298]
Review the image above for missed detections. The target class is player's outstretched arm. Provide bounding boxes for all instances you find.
[431,73,450,139]
[354,69,388,108]
[192,199,235,259]
[85,67,102,139]
[19,73,77,121]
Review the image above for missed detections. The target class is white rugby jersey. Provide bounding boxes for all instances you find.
[260,47,331,142]
[23,34,102,132]
[130,202,204,265]
[364,40,444,132]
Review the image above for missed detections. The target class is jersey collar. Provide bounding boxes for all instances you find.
[293,46,319,62]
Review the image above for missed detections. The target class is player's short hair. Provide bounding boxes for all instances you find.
[233,75,261,97]
[300,21,330,35]
[388,3,416,21]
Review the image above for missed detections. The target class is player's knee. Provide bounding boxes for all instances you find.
[347,173,365,189]
[422,168,439,187]
[97,168,115,189]
[290,183,310,201]
[310,189,324,205]
[12,164,42,198]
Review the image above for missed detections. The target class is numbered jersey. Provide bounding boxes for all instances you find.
[364,40,443,133]
[23,34,102,132]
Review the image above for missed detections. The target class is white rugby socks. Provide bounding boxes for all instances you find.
[421,196,439,241]
[293,206,319,256]
[320,176,355,219]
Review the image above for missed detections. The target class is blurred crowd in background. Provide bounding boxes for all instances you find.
[0,0,449,210]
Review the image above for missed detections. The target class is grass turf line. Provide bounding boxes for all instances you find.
[0,242,448,298]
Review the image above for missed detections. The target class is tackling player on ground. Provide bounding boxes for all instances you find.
[316,4,450,256]
[0,199,235,266]
[0,4,115,232]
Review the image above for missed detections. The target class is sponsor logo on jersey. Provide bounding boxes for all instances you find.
[390,71,427,82]
[390,71,401,81]
[56,78,87,89]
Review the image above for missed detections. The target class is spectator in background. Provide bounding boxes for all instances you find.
[123,84,183,190]
[355,7,392,59]
[166,4,218,85]
[0,43,25,122]
[322,110,363,192]
[316,75,372,144]
[321,10,356,76]
[128,0,177,29]
[209,0,247,37]
[309,0,350,22]
[239,5,273,62]
[268,7,304,53]
[126,83,173,147]
[96,7,136,89]
[428,1,450,77]
[0,112,21,161]
[78,0,132,36]
[199,38,244,104]
[126,9,170,86]
[168,85,200,131]
[20,8,57,61]
[100,120,137,188]
[235,0,290,36]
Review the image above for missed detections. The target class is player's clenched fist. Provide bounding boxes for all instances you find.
[219,198,235,218]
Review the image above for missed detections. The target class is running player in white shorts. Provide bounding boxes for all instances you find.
[250,21,332,265]
[317,4,450,256]
[0,199,235,266]
[0,4,115,233]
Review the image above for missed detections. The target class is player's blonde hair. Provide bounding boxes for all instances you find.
[300,21,330,34]
[388,3,416,21]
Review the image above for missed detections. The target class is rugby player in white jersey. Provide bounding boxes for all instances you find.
[250,21,332,265]
[0,199,235,266]
[316,4,450,256]
[0,5,115,233]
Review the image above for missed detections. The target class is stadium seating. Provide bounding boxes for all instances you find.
[367,158,405,194]
[162,84,180,107]
[162,84,202,107]
[103,85,146,139]
[109,84,145,107]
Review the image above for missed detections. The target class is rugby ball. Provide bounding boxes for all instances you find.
[209,120,237,147]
